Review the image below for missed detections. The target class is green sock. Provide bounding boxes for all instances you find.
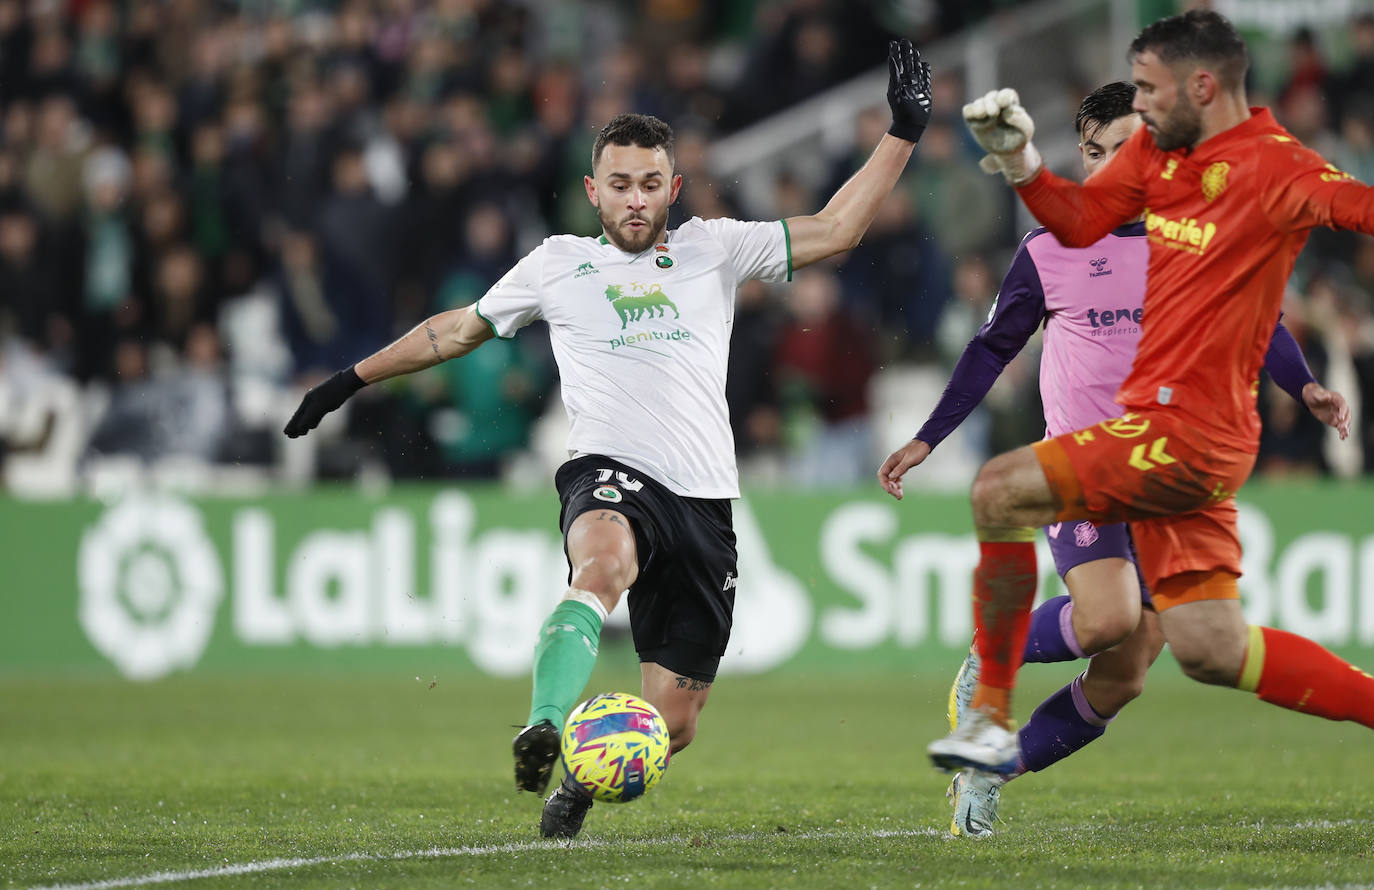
[527,598,604,729]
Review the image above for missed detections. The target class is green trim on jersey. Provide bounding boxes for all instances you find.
[472,301,511,340]
[780,218,793,282]
[598,234,610,245]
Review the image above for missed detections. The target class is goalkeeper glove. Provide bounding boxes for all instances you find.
[283,366,367,438]
[886,38,932,144]
[962,88,1043,186]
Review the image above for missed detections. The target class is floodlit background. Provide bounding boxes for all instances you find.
[2,0,1372,498]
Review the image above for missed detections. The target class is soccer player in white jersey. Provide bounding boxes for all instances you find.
[877,81,1350,836]
[284,40,933,838]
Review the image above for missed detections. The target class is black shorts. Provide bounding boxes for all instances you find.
[555,455,737,683]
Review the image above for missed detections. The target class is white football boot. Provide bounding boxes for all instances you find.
[946,642,980,732]
[947,768,1005,838]
[927,706,1020,774]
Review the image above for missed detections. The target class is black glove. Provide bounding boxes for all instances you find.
[283,367,367,438]
[886,38,932,144]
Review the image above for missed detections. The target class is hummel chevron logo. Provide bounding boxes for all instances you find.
[1128,437,1177,471]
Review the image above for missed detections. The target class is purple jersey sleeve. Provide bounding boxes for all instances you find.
[915,232,1049,448]
[1262,318,1317,403]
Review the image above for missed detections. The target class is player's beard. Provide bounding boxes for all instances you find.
[1145,95,1203,152]
[599,204,669,254]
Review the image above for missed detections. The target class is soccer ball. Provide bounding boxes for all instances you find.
[561,692,671,803]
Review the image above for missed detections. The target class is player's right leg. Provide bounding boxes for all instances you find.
[928,445,1061,772]
[949,548,1142,730]
[515,509,635,794]
[516,457,649,796]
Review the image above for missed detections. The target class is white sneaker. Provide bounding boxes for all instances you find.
[947,768,1004,837]
[946,642,980,732]
[927,707,1020,774]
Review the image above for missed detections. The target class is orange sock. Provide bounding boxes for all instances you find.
[1237,626,1374,729]
[972,536,1038,724]
[970,685,1010,721]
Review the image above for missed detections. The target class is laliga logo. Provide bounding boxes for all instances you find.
[78,494,223,680]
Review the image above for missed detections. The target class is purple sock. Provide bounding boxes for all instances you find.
[1015,673,1112,775]
[1021,595,1085,663]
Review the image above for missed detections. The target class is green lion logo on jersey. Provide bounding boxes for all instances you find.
[605,283,680,329]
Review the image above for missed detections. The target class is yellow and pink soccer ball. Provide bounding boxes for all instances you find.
[560,692,671,803]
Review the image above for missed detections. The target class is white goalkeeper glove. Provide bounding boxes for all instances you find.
[962,88,1043,186]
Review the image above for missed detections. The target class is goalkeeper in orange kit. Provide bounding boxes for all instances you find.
[916,9,1374,780]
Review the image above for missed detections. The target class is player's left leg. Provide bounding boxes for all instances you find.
[1138,503,1374,729]
[640,660,714,754]
[1157,580,1374,727]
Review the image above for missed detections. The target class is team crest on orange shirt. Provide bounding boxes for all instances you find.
[1201,162,1230,202]
[1098,413,1151,439]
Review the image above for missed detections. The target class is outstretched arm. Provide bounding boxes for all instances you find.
[356,305,494,383]
[786,39,930,270]
[283,306,494,438]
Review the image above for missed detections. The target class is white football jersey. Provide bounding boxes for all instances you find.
[476,216,792,499]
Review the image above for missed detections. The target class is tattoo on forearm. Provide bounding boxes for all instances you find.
[424,322,441,359]
[595,511,628,530]
[674,676,711,692]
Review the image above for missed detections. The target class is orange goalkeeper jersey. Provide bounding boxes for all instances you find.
[1016,108,1374,451]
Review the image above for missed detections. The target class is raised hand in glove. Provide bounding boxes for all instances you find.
[283,367,367,438]
[962,88,1043,185]
[887,38,932,144]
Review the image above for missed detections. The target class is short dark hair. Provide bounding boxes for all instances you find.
[591,113,675,172]
[1129,9,1248,91]
[1076,81,1137,141]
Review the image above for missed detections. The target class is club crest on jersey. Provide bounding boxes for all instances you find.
[655,255,674,269]
[593,485,622,503]
[1201,162,1230,202]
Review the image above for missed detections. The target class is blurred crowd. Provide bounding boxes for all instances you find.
[0,0,1372,496]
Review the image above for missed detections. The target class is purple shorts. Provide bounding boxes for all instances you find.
[1044,520,1153,607]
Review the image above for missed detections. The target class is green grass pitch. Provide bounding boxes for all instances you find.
[3,655,1372,889]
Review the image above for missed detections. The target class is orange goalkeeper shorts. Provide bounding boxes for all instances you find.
[1031,410,1257,593]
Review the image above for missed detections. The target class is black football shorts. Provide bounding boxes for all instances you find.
[555,454,737,682]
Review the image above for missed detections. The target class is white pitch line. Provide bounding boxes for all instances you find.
[26,827,943,890]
